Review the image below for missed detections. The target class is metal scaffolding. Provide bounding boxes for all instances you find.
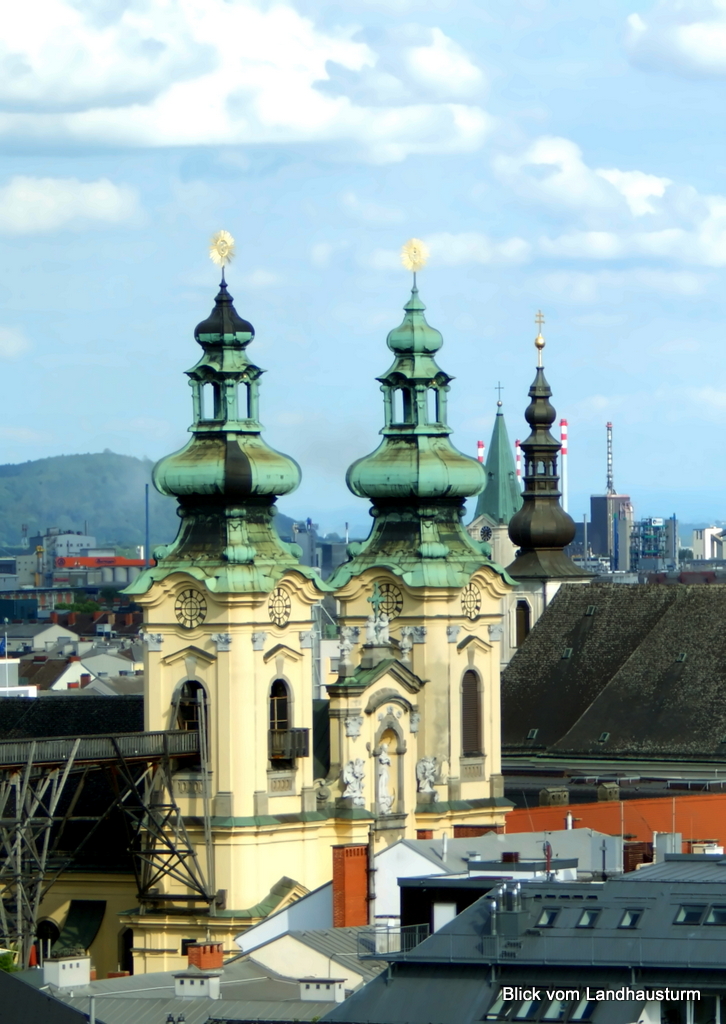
[0,730,211,967]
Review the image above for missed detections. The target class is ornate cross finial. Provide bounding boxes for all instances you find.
[368,581,384,617]
[495,381,504,407]
[534,309,546,367]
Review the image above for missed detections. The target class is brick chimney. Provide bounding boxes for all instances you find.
[67,656,81,663]
[80,673,92,688]
[68,612,76,626]
[92,611,103,622]
[332,844,368,927]
[124,613,133,626]
[50,612,58,624]
[187,942,223,970]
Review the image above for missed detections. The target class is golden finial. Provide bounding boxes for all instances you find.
[209,230,235,269]
[400,238,430,273]
[534,309,545,367]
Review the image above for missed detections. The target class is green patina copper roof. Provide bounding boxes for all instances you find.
[473,404,522,526]
[330,280,514,590]
[126,275,327,597]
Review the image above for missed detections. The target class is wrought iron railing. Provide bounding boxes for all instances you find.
[357,924,430,957]
[268,728,309,760]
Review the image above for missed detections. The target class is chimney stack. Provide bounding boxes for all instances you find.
[332,845,368,927]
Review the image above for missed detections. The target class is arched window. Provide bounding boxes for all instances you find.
[269,679,289,732]
[516,601,531,647]
[176,680,208,767]
[461,670,482,757]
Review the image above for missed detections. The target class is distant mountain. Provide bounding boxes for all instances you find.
[0,452,295,551]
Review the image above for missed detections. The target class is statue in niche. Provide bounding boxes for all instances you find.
[377,742,395,815]
[416,756,438,794]
[342,759,366,806]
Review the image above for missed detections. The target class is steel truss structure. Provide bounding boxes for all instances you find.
[0,730,212,967]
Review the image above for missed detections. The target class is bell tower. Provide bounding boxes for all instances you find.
[328,241,514,844]
[125,235,333,969]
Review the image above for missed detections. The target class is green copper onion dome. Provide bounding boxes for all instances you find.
[331,278,513,589]
[127,271,320,596]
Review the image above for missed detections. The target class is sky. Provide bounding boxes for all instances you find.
[2,0,726,539]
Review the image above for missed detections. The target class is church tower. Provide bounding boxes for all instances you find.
[124,237,345,969]
[468,398,522,567]
[328,244,514,845]
[503,316,590,664]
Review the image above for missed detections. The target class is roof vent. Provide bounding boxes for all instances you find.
[598,732,610,743]
[526,728,538,740]
[675,652,687,663]
[585,605,597,616]
[561,648,573,660]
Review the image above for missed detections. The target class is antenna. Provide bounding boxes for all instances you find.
[560,419,568,512]
[606,422,614,495]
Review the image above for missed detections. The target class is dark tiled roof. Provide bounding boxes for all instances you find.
[19,659,68,689]
[4,968,94,1023]
[0,695,144,738]
[502,583,726,759]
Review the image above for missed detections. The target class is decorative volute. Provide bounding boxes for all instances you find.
[127,260,320,596]
[507,320,589,581]
[332,251,512,590]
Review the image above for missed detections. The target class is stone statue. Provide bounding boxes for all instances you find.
[375,612,390,645]
[342,759,366,806]
[365,614,377,645]
[338,626,356,664]
[416,756,438,794]
[400,627,414,661]
[377,742,394,815]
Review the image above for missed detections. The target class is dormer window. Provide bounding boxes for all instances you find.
[674,905,706,925]
[618,909,643,929]
[537,908,559,928]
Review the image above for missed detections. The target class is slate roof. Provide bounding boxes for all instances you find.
[19,659,69,690]
[0,694,144,738]
[287,927,386,984]
[323,866,726,1023]
[50,953,340,1024]
[502,582,726,760]
[1,966,96,1023]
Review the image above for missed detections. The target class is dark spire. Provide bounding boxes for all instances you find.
[506,325,589,581]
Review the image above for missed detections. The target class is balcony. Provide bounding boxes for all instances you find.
[357,924,430,958]
[268,728,309,760]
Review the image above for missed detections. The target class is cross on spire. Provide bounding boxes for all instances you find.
[495,381,504,407]
[535,310,545,330]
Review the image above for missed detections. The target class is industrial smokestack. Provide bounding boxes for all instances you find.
[606,422,614,495]
[515,439,522,482]
[559,419,568,513]
[477,440,484,463]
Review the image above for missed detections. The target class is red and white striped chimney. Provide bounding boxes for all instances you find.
[515,440,522,482]
[560,419,569,513]
[477,440,485,463]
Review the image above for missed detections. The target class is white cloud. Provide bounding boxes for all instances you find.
[626,2,726,77]
[493,136,671,219]
[495,135,726,266]
[0,176,138,232]
[0,327,29,358]
[0,0,493,162]
[404,27,485,98]
[369,231,531,269]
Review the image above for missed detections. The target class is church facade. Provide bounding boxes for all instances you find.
[114,260,515,970]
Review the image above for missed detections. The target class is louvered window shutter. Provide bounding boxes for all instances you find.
[461,671,482,756]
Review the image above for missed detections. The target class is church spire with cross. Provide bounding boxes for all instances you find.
[506,312,588,581]
[472,382,523,529]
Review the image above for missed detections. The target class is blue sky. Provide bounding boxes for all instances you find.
[2,0,726,538]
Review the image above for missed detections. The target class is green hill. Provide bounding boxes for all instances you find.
[0,452,296,551]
